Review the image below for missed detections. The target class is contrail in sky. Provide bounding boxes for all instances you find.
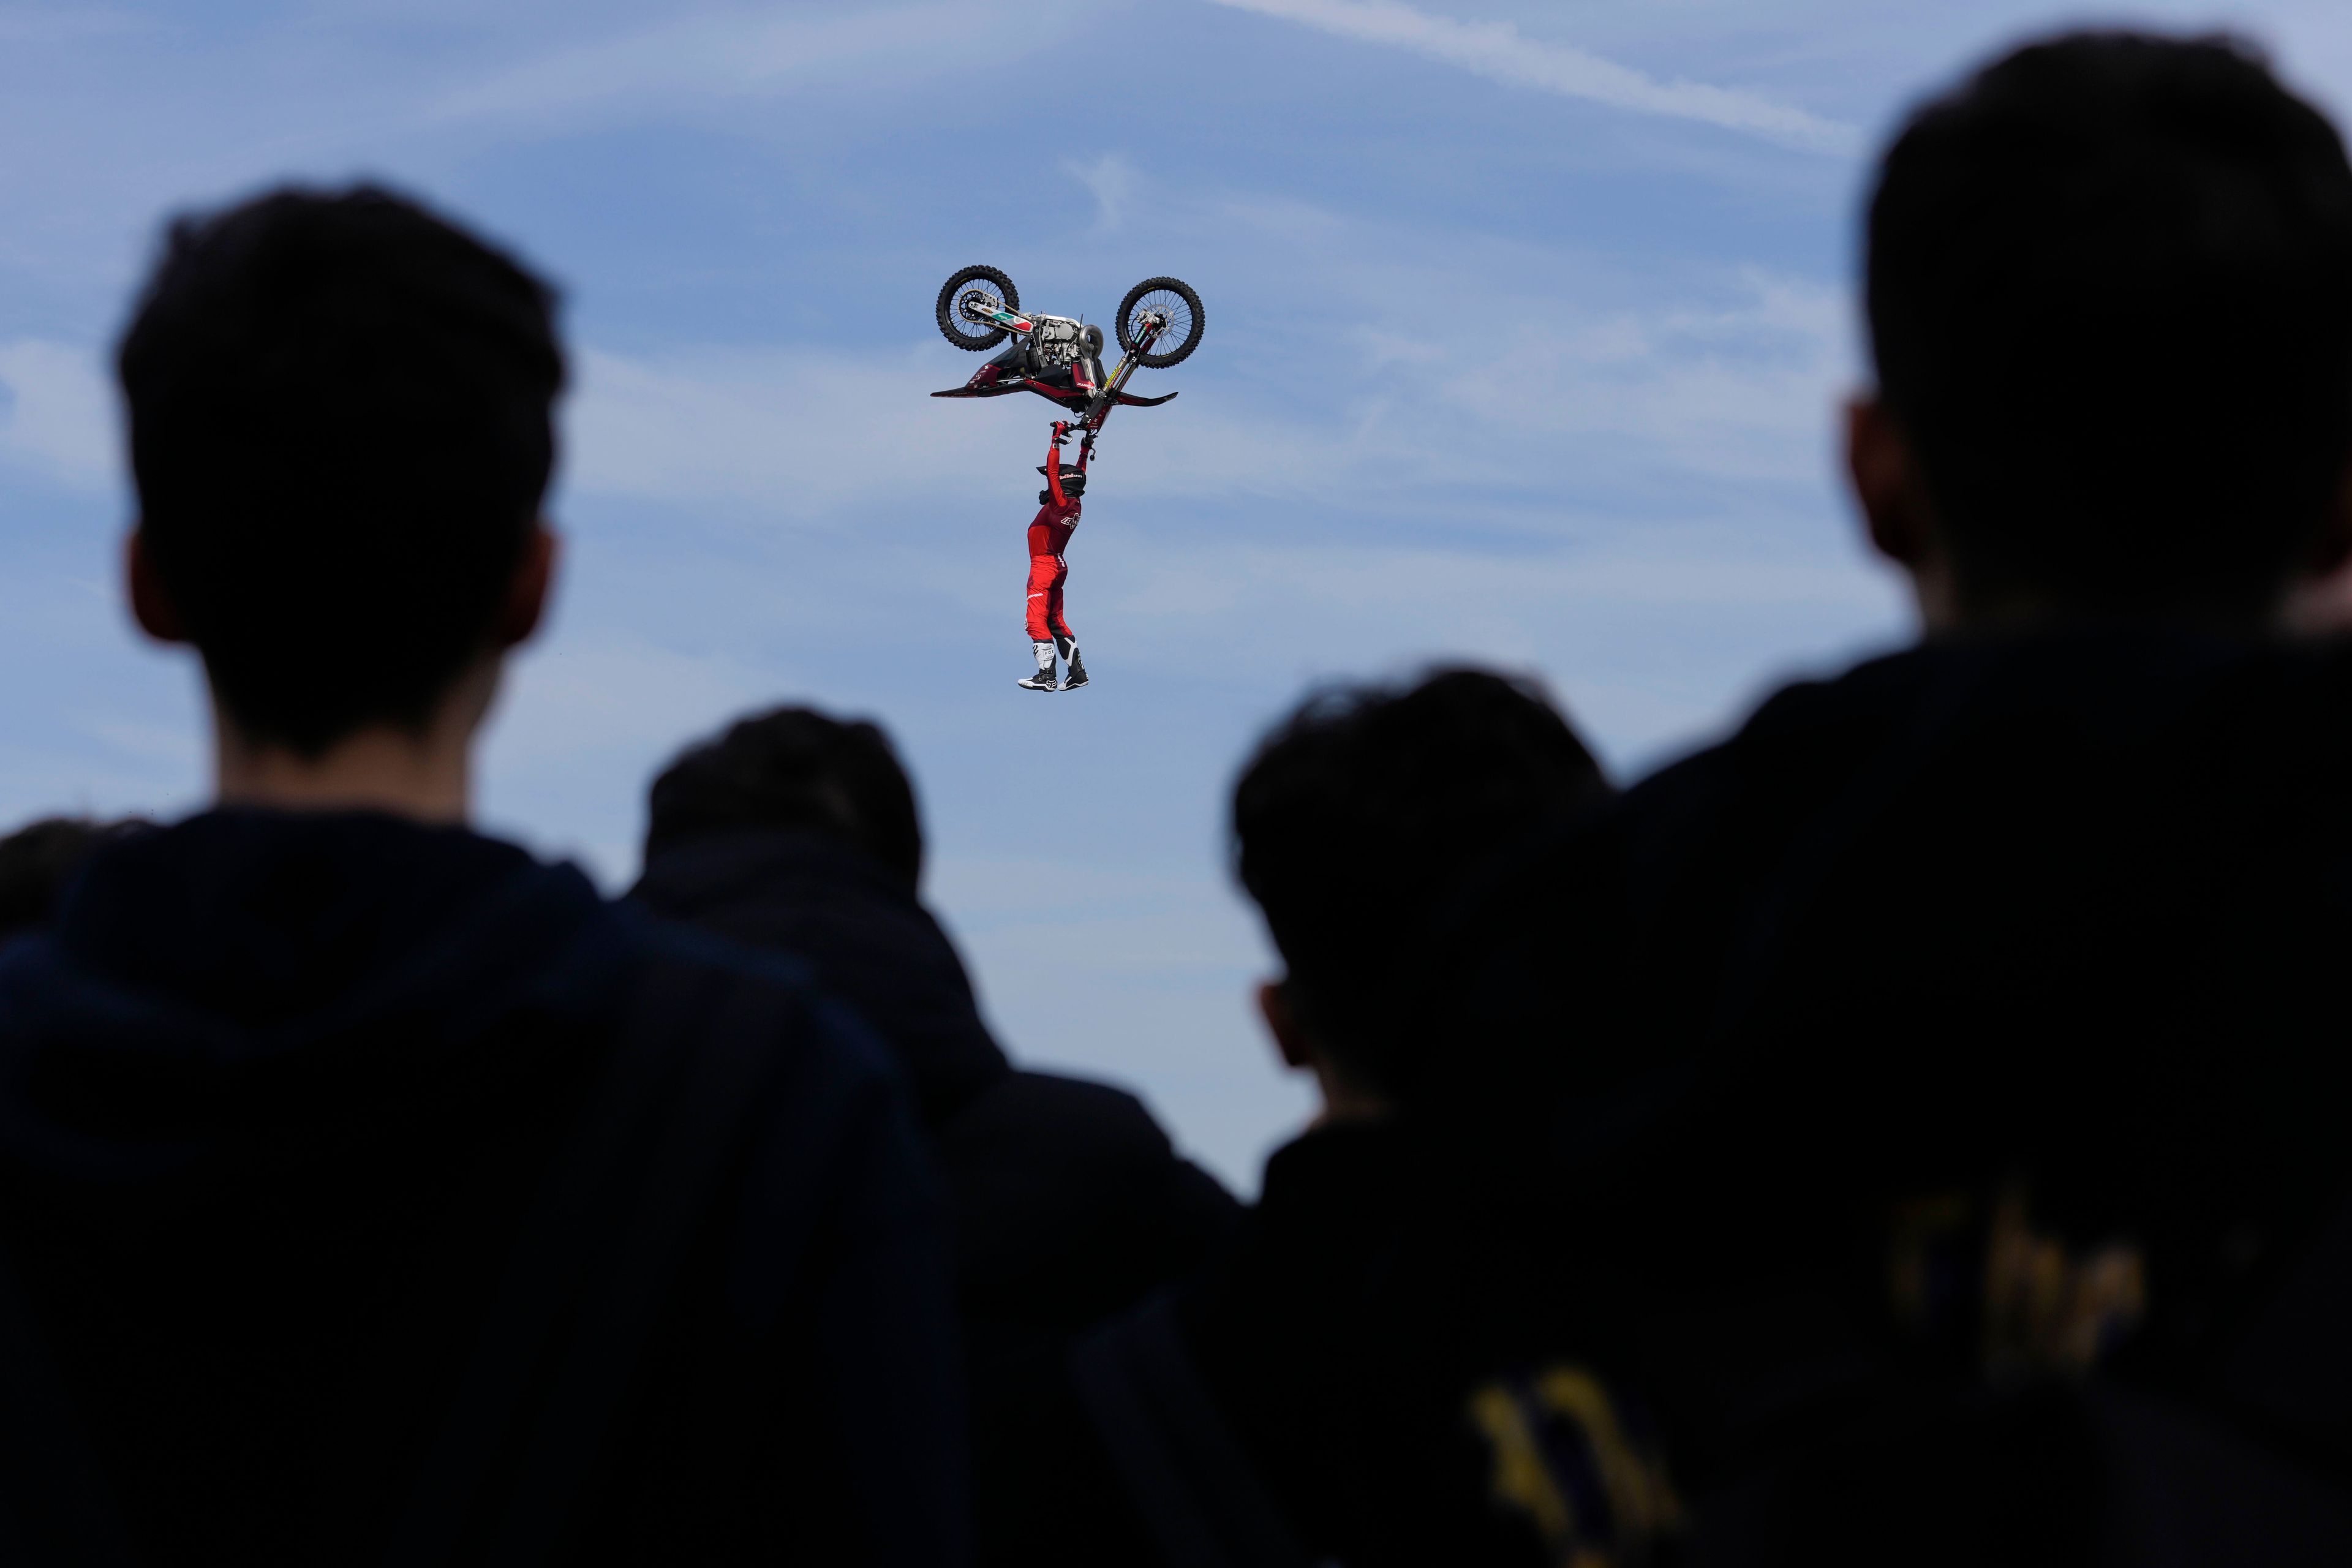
[1205,0,1860,155]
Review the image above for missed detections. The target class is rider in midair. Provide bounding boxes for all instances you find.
[1019,421,1091,692]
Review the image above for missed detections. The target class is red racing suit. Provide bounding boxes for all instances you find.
[1025,432,1088,643]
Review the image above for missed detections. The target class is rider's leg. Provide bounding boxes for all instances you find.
[1020,554,1060,690]
[1045,567,1071,646]
[1049,570,1088,690]
[1025,554,1061,647]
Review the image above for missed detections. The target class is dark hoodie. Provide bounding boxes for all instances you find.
[631,827,1240,1566]
[1449,630,2352,1553]
[0,810,964,1567]
[1129,1117,1648,1568]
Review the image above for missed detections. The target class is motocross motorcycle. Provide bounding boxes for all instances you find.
[930,265,1204,443]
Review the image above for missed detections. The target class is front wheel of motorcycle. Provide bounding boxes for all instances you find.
[936,265,1020,351]
[1117,277,1204,368]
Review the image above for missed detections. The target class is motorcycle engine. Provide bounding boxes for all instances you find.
[1028,315,1084,371]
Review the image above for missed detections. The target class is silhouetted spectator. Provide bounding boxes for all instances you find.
[1453,32,2352,1559]
[630,704,1240,1567]
[0,816,146,943]
[0,187,963,1565]
[1072,669,1629,1568]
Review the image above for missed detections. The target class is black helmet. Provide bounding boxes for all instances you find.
[1036,463,1087,497]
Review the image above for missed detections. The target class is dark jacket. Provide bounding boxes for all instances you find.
[1131,1120,1656,1568]
[631,828,1240,1564]
[0,810,965,1567]
[1453,630,2352,1554]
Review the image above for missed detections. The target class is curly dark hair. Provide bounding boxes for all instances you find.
[1232,668,1608,1105]
[118,184,564,754]
[1867,32,2352,616]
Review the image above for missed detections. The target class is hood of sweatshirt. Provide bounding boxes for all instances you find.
[631,826,1009,1129]
[0,808,630,1187]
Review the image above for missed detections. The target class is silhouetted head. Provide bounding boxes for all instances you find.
[1864,32,2352,622]
[118,184,565,755]
[645,706,924,891]
[1232,668,1608,1109]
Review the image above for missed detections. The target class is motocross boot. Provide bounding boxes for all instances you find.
[1018,641,1058,692]
[1060,643,1089,691]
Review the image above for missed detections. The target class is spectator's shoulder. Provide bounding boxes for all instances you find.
[1644,645,1934,797]
[944,1069,1183,1179]
[1607,644,1942,858]
[938,1068,1241,1283]
[611,900,905,1094]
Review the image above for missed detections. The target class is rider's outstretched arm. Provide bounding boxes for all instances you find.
[1046,426,1069,507]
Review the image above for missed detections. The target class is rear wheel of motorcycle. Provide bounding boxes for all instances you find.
[1116,276,1204,368]
[936,265,1020,350]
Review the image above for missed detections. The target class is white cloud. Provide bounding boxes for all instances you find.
[1205,0,1859,153]
[1142,182,1861,499]
[1064,152,1137,235]
[1422,271,1857,482]
[0,6,151,45]
[429,1,1065,127]
[0,338,119,491]
[1102,531,1887,654]
[488,633,785,767]
[562,342,1030,516]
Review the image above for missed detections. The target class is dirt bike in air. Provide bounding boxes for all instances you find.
[931,266,1204,696]
[930,265,1205,451]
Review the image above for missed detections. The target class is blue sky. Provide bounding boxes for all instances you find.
[5,0,2350,1190]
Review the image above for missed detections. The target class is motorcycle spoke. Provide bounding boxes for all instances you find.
[952,291,1005,337]
[1127,290,1193,348]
